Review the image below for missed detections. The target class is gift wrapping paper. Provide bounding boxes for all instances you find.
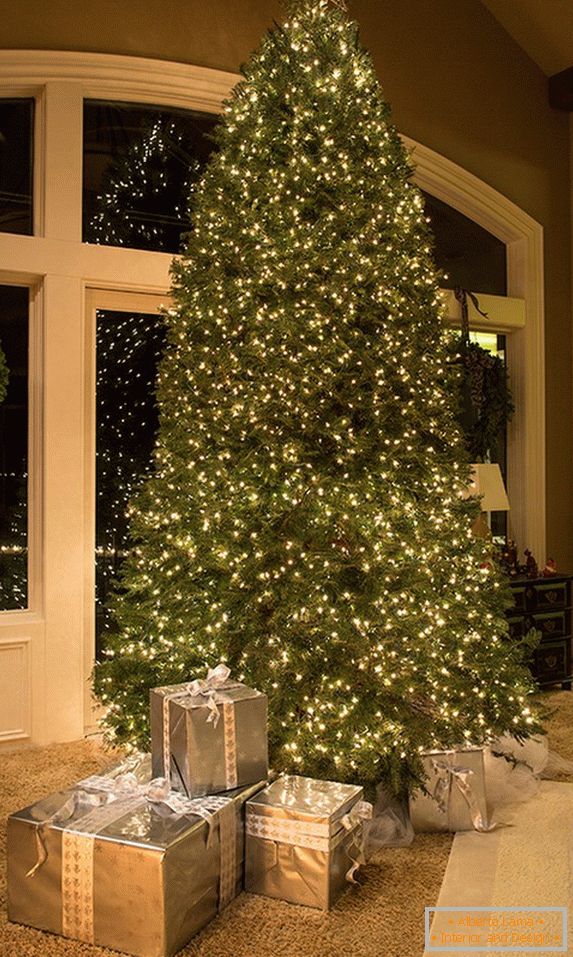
[245,774,370,910]
[409,746,491,832]
[150,669,268,797]
[7,759,266,957]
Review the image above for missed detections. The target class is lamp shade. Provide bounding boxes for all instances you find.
[468,463,510,512]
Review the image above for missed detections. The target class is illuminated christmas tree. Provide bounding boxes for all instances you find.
[94,0,540,794]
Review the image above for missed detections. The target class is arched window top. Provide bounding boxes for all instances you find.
[422,190,507,296]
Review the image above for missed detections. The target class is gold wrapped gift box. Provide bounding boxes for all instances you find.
[8,763,266,957]
[245,775,370,910]
[409,747,491,832]
[150,670,268,798]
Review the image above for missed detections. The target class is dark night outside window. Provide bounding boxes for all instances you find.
[83,100,218,254]
[0,285,29,610]
[423,191,507,296]
[96,309,166,657]
[0,99,34,236]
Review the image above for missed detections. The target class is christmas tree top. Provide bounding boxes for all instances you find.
[95,0,540,796]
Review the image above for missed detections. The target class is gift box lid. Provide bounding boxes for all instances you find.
[247,775,362,830]
[422,745,484,757]
[9,768,266,853]
[152,682,265,708]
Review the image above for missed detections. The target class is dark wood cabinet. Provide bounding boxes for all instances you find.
[507,574,572,690]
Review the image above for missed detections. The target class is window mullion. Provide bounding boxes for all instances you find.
[43,82,83,243]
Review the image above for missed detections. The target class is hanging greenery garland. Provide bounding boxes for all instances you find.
[462,339,514,461]
[449,289,514,462]
[0,340,8,405]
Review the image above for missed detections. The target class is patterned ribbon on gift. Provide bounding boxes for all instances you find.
[431,755,497,833]
[341,800,373,883]
[27,767,238,945]
[161,664,239,789]
[246,811,335,851]
[246,799,372,883]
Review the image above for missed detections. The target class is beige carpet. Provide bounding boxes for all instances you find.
[1,690,571,957]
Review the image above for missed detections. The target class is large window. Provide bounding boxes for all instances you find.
[0,99,34,236]
[83,98,220,656]
[0,285,28,610]
[85,107,511,658]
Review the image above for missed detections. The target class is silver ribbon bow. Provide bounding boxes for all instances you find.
[185,663,233,727]
[27,765,232,878]
[431,757,497,833]
[341,800,373,883]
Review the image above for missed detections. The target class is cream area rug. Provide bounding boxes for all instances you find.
[425,782,573,957]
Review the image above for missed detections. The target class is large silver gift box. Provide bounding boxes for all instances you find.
[409,747,491,832]
[7,763,266,957]
[244,774,369,910]
[150,671,268,798]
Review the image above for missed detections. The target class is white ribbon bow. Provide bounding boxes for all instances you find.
[27,770,230,878]
[341,800,373,883]
[431,757,498,833]
[185,663,232,727]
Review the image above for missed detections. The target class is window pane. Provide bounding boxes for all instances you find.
[96,309,166,657]
[0,99,34,236]
[83,101,218,253]
[423,191,507,296]
[489,333,509,543]
[0,285,29,610]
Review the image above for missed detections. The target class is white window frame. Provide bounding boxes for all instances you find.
[0,51,544,747]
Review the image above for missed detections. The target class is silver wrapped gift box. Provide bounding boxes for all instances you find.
[245,775,371,910]
[409,746,491,832]
[150,665,268,798]
[7,759,266,957]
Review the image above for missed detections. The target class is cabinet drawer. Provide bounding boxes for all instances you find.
[530,611,567,638]
[528,581,568,610]
[532,639,570,684]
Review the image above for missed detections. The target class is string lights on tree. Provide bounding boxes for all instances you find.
[94,0,540,796]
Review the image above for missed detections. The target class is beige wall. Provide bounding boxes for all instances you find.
[1,0,571,566]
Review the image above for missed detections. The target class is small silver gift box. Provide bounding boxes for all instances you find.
[7,759,266,957]
[244,775,371,910]
[150,664,268,798]
[409,747,491,832]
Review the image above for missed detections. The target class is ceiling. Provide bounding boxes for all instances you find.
[481,0,573,76]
